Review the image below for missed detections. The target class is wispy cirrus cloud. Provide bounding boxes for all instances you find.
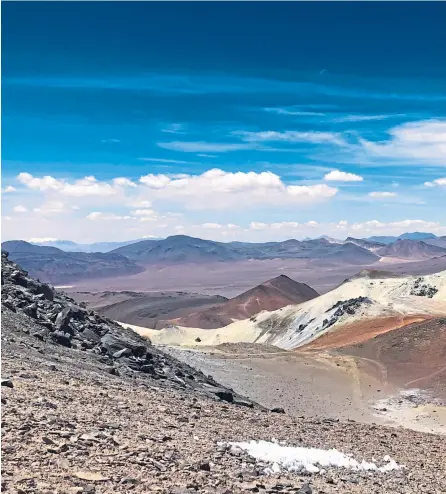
[157,141,254,153]
[139,157,195,165]
[235,130,347,146]
[332,114,405,123]
[161,123,186,134]
[6,73,446,101]
[264,107,326,117]
[368,191,397,198]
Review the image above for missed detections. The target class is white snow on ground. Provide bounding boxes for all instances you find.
[129,270,446,350]
[372,389,446,435]
[219,440,404,474]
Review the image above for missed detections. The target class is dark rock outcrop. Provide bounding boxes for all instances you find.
[1,250,258,408]
[410,277,438,298]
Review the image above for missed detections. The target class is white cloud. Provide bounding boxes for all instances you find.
[200,223,239,230]
[112,177,137,187]
[270,222,301,229]
[368,191,397,198]
[17,173,64,192]
[86,212,132,221]
[18,173,119,196]
[127,199,153,208]
[236,130,346,146]
[287,184,338,199]
[305,221,319,227]
[138,168,338,210]
[333,114,402,123]
[324,170,363,182]
[358,119,446,164]
[201,223,222,229]
[33,201,68,215]
[131,209,158,218]
[13,205,27,213]
[161,123,186,134]
[264,107,325,117]
[348,219,444,235]
[424,177,446,187]
[250,222,268,230]
[158,141,252,153]
[29,237,58,243]
[139,158,192,165]
[15,169,338,213]
[139,174,172,189]
[2,186,16,193]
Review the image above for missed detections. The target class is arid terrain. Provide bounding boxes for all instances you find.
[69,290,227,329]
[4,235,446,295]
[62,255,446,298]
[2,252,446,494]
[2,241,446,494]
[69,275,318,330]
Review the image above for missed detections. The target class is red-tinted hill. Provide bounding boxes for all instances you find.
[340,318,446,399]
[171,275,319,329]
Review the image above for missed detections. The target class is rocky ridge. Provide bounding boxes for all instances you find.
[0,250,255,407]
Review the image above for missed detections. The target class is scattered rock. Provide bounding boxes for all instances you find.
[74,472,110,482]
[298,484,312,494]
[1,378,13,388]
[198,461,211,471]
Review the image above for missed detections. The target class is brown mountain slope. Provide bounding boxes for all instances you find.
[377,239,446,260]
[70,290,227,329]
[340,318,446,399]
[171,275,319,329]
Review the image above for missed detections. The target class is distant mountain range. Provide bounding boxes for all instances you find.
[366,232,438,244]
[111,235,381,265]
[3,233,446,284]
[1,240,144,284]
[29,238,162,253]
[376,239,446,260]
[24,231,440,251]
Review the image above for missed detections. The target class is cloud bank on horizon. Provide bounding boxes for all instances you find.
[2,2,446,242]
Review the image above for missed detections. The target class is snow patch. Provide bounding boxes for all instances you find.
[219,440,404,474]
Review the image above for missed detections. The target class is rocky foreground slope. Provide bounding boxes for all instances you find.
[0,250,254,406]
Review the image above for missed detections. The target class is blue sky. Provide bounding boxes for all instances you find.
[2,2,446,242]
